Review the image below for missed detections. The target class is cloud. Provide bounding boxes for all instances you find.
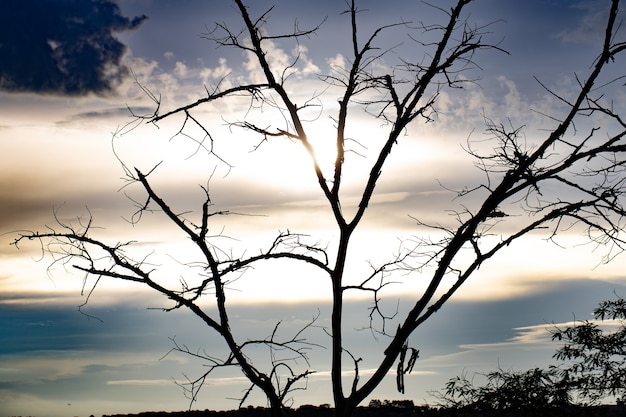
[241,29,321,84]
[107,379,172,386]
[326,53,347,73]
[556,1,613,46]
[58,105,156,125]
[0,0,147,96]
[457,323,554,352]
[309,368,436,380]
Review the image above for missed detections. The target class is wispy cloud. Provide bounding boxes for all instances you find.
[308,368,436,380]
[556,1,616,46]
[458,323,554,351]
[107,379,173,386]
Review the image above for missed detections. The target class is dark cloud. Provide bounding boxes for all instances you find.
[0,0,147,96]
[69,106,155,121]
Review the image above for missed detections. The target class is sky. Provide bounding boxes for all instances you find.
[1,0,626,416]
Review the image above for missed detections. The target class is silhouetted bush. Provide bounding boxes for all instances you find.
[434,367,571,414]
[552,296,626,404]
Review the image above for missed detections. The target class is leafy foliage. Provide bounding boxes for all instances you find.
[552,296,626,404]
[435,297,626,412]
[436,367,571,413]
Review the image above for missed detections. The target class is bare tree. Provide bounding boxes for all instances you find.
[12,1,626,416]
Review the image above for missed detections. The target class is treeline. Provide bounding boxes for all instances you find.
[103,402,626,417]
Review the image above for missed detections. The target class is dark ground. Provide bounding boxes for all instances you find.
[103,404,626,417]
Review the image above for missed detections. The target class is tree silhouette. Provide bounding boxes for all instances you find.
[434,296,626,411]
[552,295,626,404]
[12,1,626,416]
[435,367,571,413]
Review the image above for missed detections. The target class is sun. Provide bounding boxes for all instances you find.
[241,130,339,190]
[307,134,340,170]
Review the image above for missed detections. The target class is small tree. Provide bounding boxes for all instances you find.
[436,296,626,412]
[12,1,626,416]
[435,367,571,414]
[552,296,626,404]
